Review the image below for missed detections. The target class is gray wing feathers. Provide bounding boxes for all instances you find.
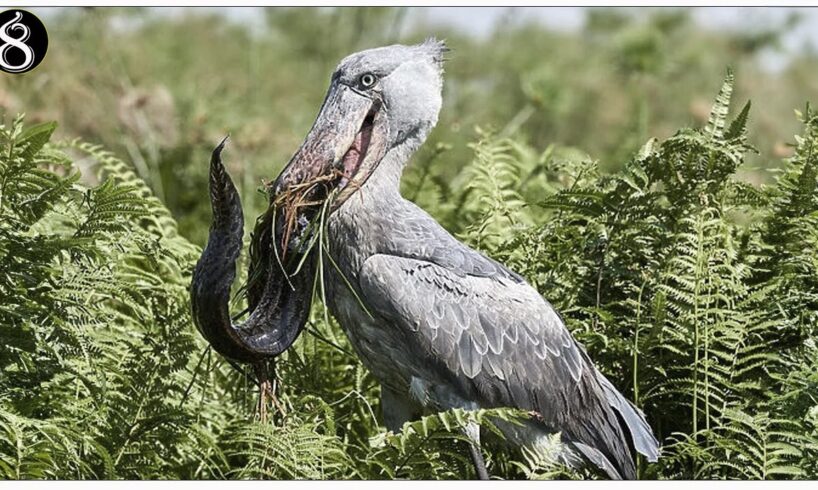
[572,443,624,480]
[359,254,651,478]
[383,201,524,283]
[596,372,661,462]
[360,256,581,385]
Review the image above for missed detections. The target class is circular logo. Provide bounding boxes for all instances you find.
[0,9,47,74]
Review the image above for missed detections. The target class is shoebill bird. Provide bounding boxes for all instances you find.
[193,39,660,479]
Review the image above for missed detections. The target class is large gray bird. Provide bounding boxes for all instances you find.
[269,39,660,479]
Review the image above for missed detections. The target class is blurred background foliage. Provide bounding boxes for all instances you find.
[1,6,818,480]
[2,7,816,244]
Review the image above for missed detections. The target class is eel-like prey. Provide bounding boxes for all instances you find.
[190,139,315,363]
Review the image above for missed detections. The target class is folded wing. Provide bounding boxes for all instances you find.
[359,253,659,479]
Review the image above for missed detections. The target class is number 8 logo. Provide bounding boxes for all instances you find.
[0,11,37,73]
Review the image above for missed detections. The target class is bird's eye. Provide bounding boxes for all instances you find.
[359,73,377,88]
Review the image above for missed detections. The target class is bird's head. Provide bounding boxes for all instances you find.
[273,39,446,207]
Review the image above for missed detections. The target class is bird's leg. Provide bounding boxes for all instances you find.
[467,442,490,480]
[464,421,490,480]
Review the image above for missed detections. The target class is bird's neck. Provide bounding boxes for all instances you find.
[363,132,422,198]
[326,132,425,274]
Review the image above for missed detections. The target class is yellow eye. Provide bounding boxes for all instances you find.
[360,73,377,88]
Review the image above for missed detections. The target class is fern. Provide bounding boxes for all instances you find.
[705,68,734,141]
[458,131,529,251]
[361,407,527,479]
[222,416,351,479]
[1,66,816,480]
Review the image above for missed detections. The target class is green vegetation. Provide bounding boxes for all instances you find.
[1,7,817,480]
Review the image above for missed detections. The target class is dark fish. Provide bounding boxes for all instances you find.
[190,138,320,363]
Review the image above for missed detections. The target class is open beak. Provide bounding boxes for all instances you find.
[190,81,389,365]
[273,82,388,211]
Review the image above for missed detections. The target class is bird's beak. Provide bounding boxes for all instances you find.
[273,82,388,208]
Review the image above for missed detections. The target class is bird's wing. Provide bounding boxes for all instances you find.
[360,253,585,408]
[378,198,525,284]
[358,253,647,478]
